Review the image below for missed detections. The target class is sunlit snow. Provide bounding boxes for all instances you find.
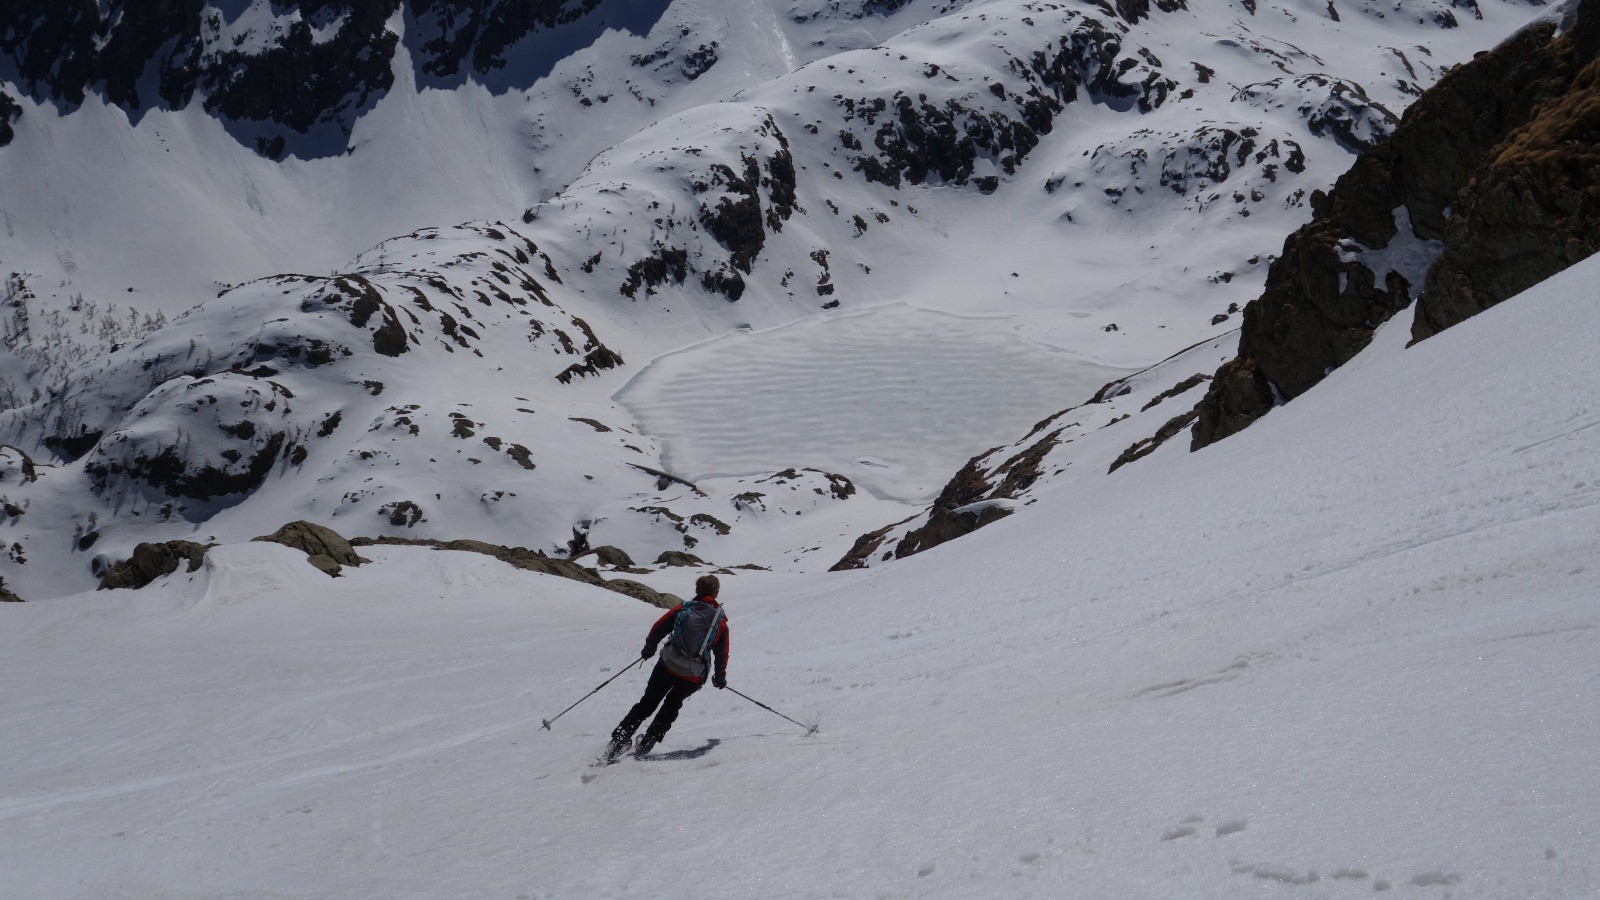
[3,254,1597,898]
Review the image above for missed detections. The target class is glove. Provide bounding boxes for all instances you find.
[641,645,654,659]
[712,674,726,689]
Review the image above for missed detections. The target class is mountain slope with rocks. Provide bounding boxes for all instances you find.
[1190,0,1600,449]
[866,0,1596,573]
[0,0,1552,597]
[4,199,1598,900]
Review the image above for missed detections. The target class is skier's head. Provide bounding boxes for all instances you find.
[695,574,720,599]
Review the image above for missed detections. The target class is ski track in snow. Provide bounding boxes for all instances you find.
[0,1,1590,896]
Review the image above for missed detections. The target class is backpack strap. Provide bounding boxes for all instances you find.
[695,605,725,660]
[669,602,692,651]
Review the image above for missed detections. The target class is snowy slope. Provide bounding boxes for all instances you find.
[2,218,1597,898]
[0,0,1552,600]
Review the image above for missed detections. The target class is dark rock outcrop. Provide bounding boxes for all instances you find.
[0,90,20,146]
[0,445,37,484]
[0,1,628,157]
[833,436,1044,569]
[830,513,919,571]
[1413,17,1600,340]
[98,540,213,590]
[631,115,795,303]
[201,4,399,157]
[654,550,707,568]
[892,501,1015,561]
[380,500,426,527]
[0,576,22,602]
[1190,13,1592,451]
[253,520,368,577]
[590,545,636,568]
[353,536,679,606]
[1140,373,1210,412]
[85,375,296,502]
[1108,409,1199,473]
[410,0,607,79]
[843,14,1175,194]
[620,247,690,299]
[603,579,681,610]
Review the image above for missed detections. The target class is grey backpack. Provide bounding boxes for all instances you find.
[660,600,724,680]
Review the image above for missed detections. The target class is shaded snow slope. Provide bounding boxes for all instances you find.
[3,217,1597,899]
[0,0,965,320]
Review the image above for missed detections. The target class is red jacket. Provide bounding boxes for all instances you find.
[645,595,729,684]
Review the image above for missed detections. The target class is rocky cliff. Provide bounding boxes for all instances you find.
[1413,4,1600,340]
[1190,1,1600,449]
[0,0,619,157]
[832,0,1577,569]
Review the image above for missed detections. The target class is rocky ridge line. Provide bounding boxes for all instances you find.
[1188,3,1600,449]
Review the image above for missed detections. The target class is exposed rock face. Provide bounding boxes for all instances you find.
[655,550,707,568]
[0,90,19,146]
[603,579,681,609]
[353,536,678,606]
[590,545,636,568]
[892,501,1015,561]
[6,224,592,535]
[0,1,621,157]
[1108,408,1200,473]
[1067,126,1306,211]
[1414,16,1600,340]
[617,113,798,304]
[0,576,22,601]
[1140,373,1210,413]
[830,514,920,571]
[833,431,1053,570]
[381,500,426,528]
[841,11,1178,193]
[254,520,369,577]
[1191,13,1591,450]
[99,540,213,590]
[0,445,36,485]
[86,375,295,502]
[1232,74,1398,153]
[411,0,606,79]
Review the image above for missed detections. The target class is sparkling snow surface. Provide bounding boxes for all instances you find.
[4,255,1597,898]
[617,304,1130,501]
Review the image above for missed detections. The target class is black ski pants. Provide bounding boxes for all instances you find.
[614,661,701,745]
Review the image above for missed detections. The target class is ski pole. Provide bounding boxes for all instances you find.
[541,657,645,730]
[725,685,819,735]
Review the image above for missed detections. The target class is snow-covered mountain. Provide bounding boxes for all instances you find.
[0,0,962,316]
[833,0,1600,568]
[0,0,1554,600]
[5,1,1600,895]
[3,178,1597,899]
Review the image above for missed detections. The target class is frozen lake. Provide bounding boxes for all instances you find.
[615,304,1132,502]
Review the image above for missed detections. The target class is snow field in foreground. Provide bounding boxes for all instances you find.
[616,303,1130,502]
[2,261,1599,896]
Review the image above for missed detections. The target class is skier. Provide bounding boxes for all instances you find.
[605,574,730,761]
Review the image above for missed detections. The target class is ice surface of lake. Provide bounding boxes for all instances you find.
[616,304,1132,502]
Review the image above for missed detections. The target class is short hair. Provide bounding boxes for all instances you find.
[695,574,721,598]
